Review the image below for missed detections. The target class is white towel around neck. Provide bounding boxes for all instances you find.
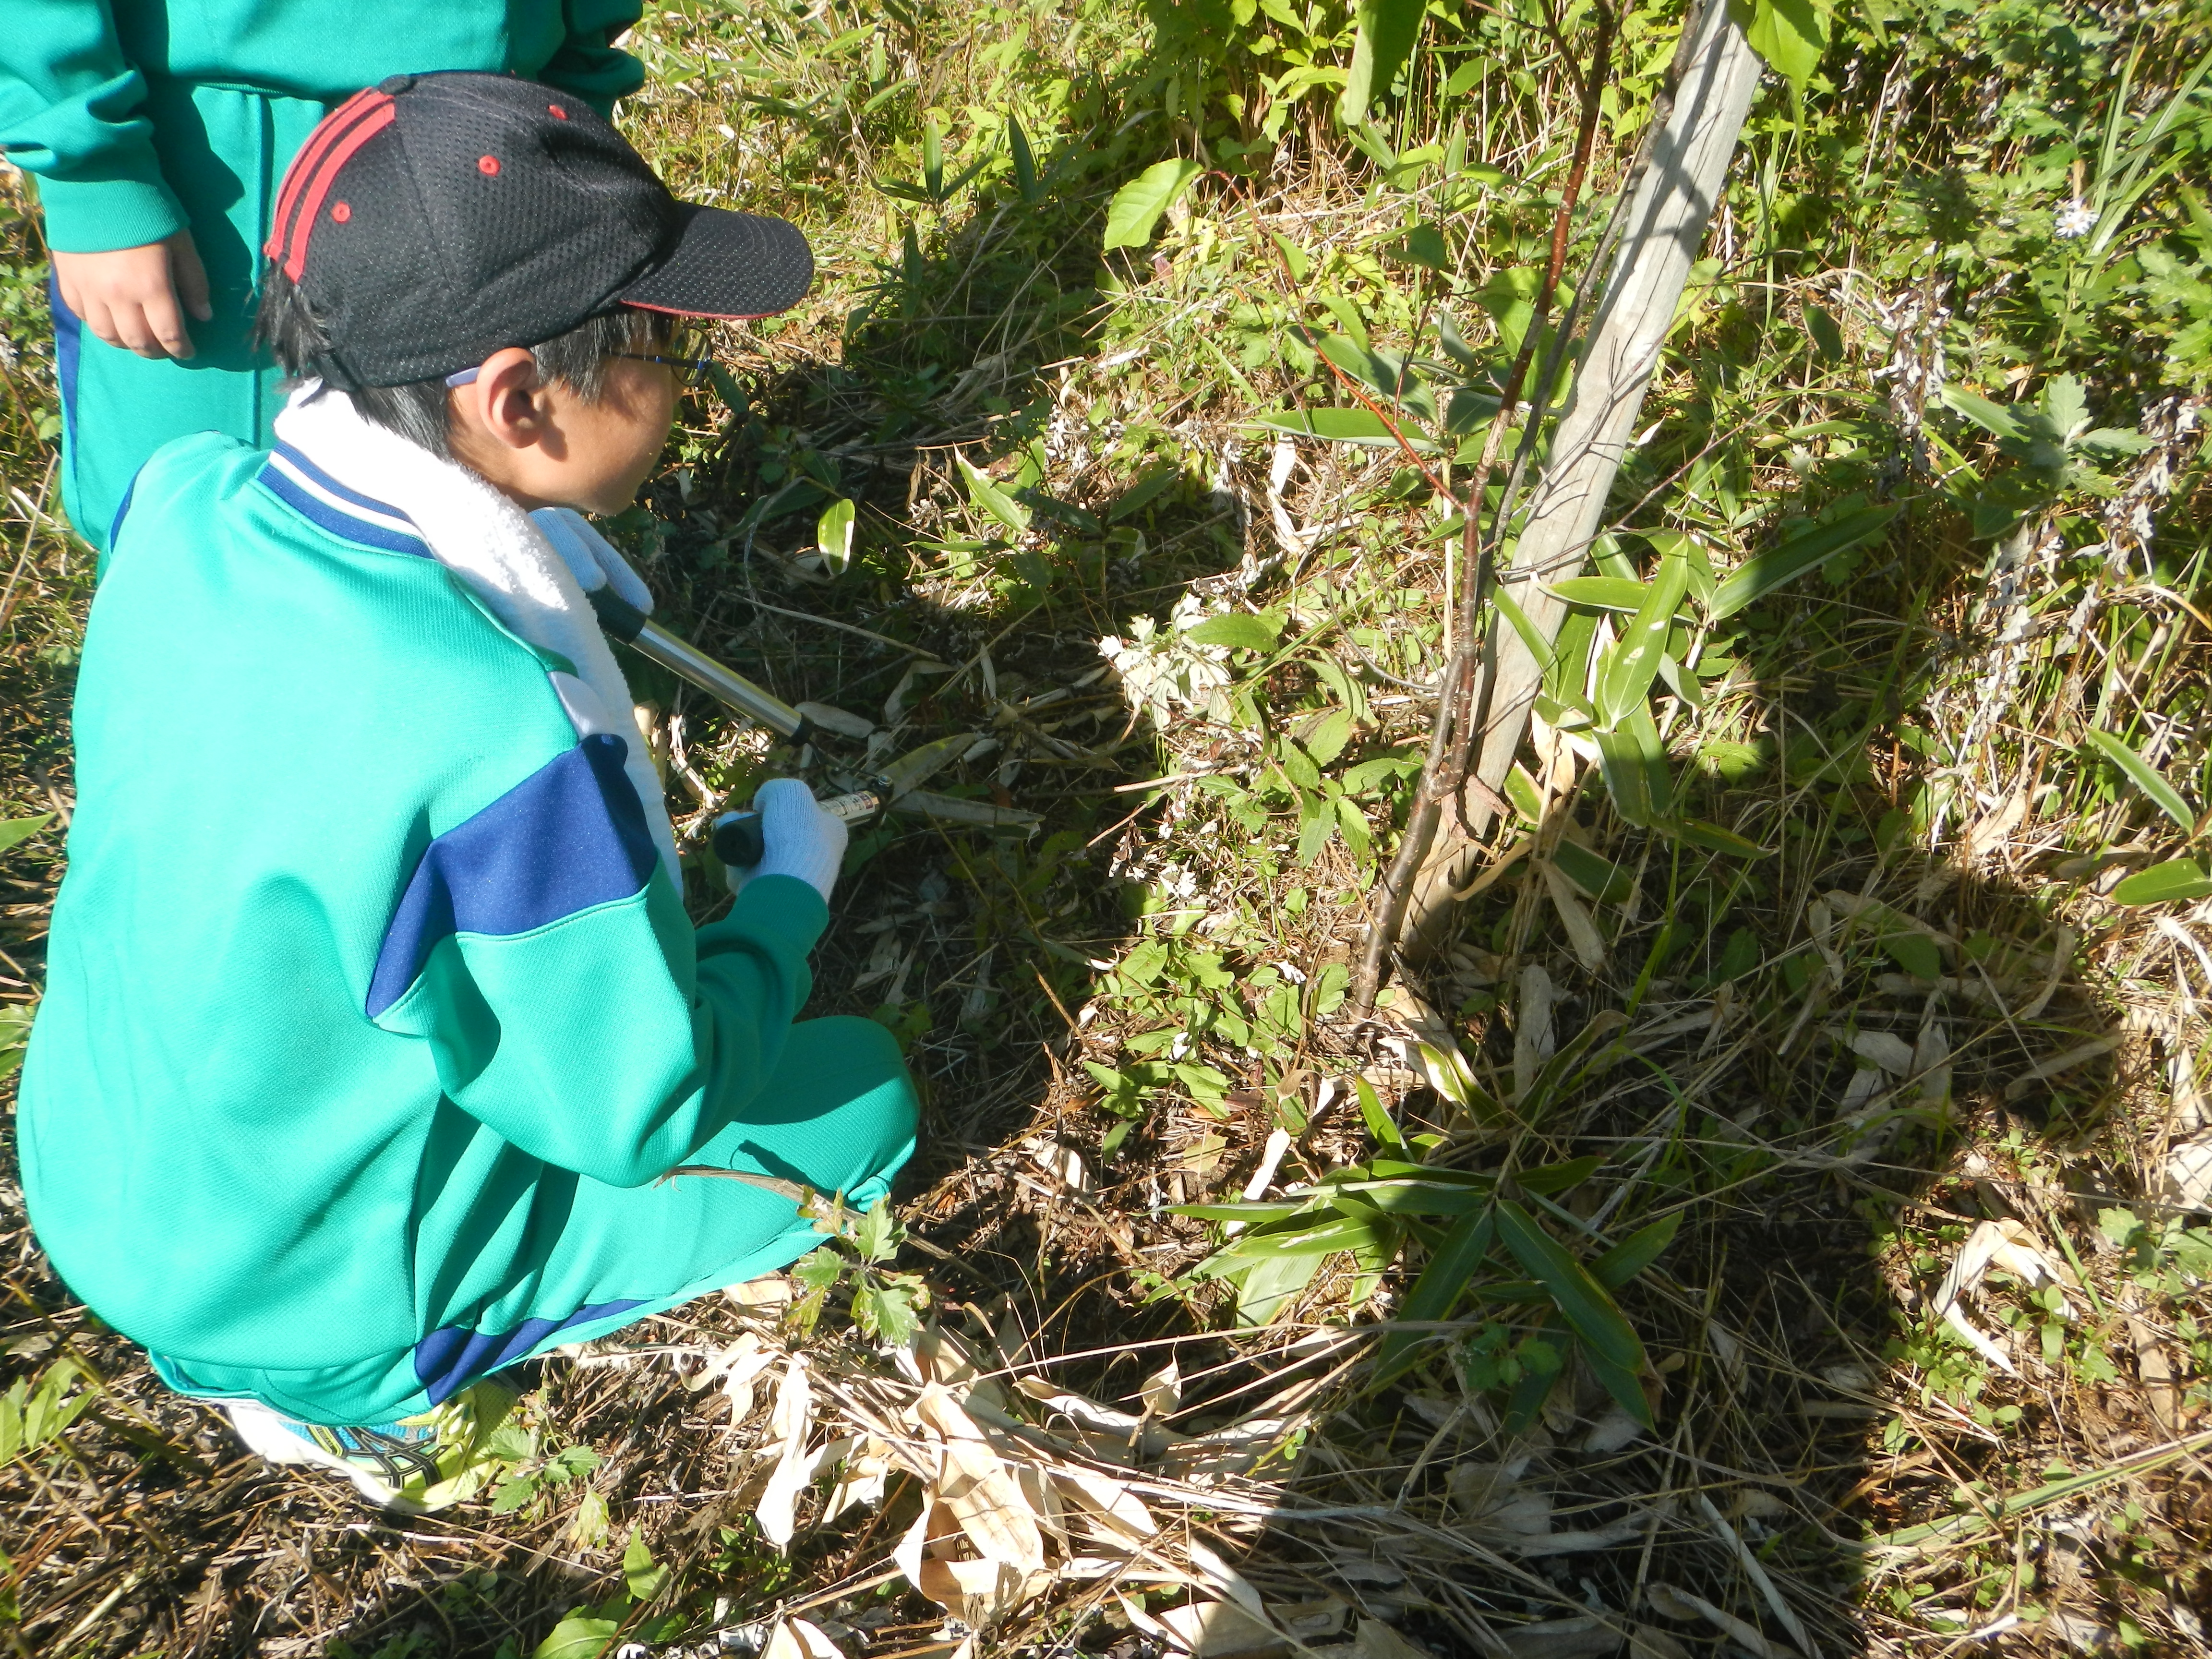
[273,382,681,887]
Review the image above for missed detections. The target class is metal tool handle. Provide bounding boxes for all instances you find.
[712,790,883,871]
[588,588,815,745]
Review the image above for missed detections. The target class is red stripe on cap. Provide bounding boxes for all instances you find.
[284,101,398,279]
[264,90,389,261]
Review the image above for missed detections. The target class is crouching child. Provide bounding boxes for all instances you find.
[17,72,918,1508]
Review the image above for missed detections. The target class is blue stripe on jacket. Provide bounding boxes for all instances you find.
[414,1299,644,1404]
[258,461,436,557]
[366,733,660,1019]
[269,441,412,518]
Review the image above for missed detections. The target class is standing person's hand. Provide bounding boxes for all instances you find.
[50,229,212,360]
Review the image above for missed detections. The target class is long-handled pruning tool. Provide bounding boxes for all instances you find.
[584,586,1001,869]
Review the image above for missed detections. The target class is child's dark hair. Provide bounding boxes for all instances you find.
[255,267,674,458]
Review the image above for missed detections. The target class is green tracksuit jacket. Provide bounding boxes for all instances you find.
[0,0,645,552]
[16,434,917,1427]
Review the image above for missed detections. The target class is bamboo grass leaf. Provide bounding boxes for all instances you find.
[1594,705,1674,827]
[1374,1209,1496,1385]
[2083,728,2196,833]
[1708,505,1901,619]
[0,815,51,856]
[2112,858,2212,906]
[955,455,1031,534]
[1593,1213,1682,1288]
[1496,1201,1648,1420]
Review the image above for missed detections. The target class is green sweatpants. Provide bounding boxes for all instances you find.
[51,83,325,554]
[148,1015,919,1426]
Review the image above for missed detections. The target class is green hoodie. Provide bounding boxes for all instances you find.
[0,0,645,251]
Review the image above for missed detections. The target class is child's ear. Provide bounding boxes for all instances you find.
[455,347,547,452]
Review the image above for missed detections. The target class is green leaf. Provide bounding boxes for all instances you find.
[546,1444,602,1483]
[1355,1076,1405,1149]
[1208,1210,1386,1265]
[1517,1155,1605,1196]
[0,1004,32,1082]
[853,1196,903,1263]
[1503,767,1544,824]
[1491,583,1555,673]
[533,1612,620,1659]
[624,1532,670,1603]
[570,1486,612,1551]
[1546,576,1669,614]
[1519,1016,1628,1125]
[1342,754,1421,795]
[1102,158,1203,250]
[816,496,857,575]
[1708,505,1901,619]
[1937,384,2022,442]
[1880,932,1944,980]
[1300,707,1355,767]
[853,1279,923,1346]
[1593,1214,1681,1289]
[1106,463,1182,522]
[0,815,52,857]
[490,1474,541,1515]
[1310,333,1435,423]
[1296,796,1334,863]
[792,1246,845,1293]
[1184,612,1285,652]
[1664,816,1773,858]
[2083,729,2196,833]
[1737,0,1830,91]
[922,116,944,198]
[1375,1209,1497,1384]
[1008,114,1039,202]
[1230,1245,1329,1325]
[954,454,1031,535]
[1552,840,1633,905]
[1597,547,1691,728]
[1252,408,1434,448]
[1501,1315,1568,1434]
[1496,1202,1649,1426]
[481,1420,537,1463]
[2113,858,2212,905]
[1593,705,1674,827]
[1385,222,1451,270]
[1340,0,1427,126]
[1443,386,1501,434]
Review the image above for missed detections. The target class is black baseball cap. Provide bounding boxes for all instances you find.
[264,71,812,389]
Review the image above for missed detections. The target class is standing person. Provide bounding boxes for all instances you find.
[0,1,646,554]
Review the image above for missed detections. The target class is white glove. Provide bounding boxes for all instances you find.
[717,779,848,903]
[529,505,656,613]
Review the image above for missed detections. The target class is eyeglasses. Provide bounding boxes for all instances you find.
[444,351,717,389]
[615,351,715,387]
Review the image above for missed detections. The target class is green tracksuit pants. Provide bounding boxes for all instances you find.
[51,83,323,553]
[148,1014,919,1425]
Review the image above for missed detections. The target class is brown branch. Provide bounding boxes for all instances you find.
[1352,0,1619,1017]
[1311,348,1455,500]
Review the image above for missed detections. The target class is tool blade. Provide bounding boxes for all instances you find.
[873,731,982,804]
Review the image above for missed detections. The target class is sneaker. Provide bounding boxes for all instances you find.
[223,1378,518,1511]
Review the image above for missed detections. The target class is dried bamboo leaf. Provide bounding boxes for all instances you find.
[763,1617,849,1659]
[1540,860,1609,973]
[1052,1466,1159,1542]
[755,1357,814,1549]
[940,1438,1048,1574]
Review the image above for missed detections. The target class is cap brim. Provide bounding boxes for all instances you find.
[616,204,813,320]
